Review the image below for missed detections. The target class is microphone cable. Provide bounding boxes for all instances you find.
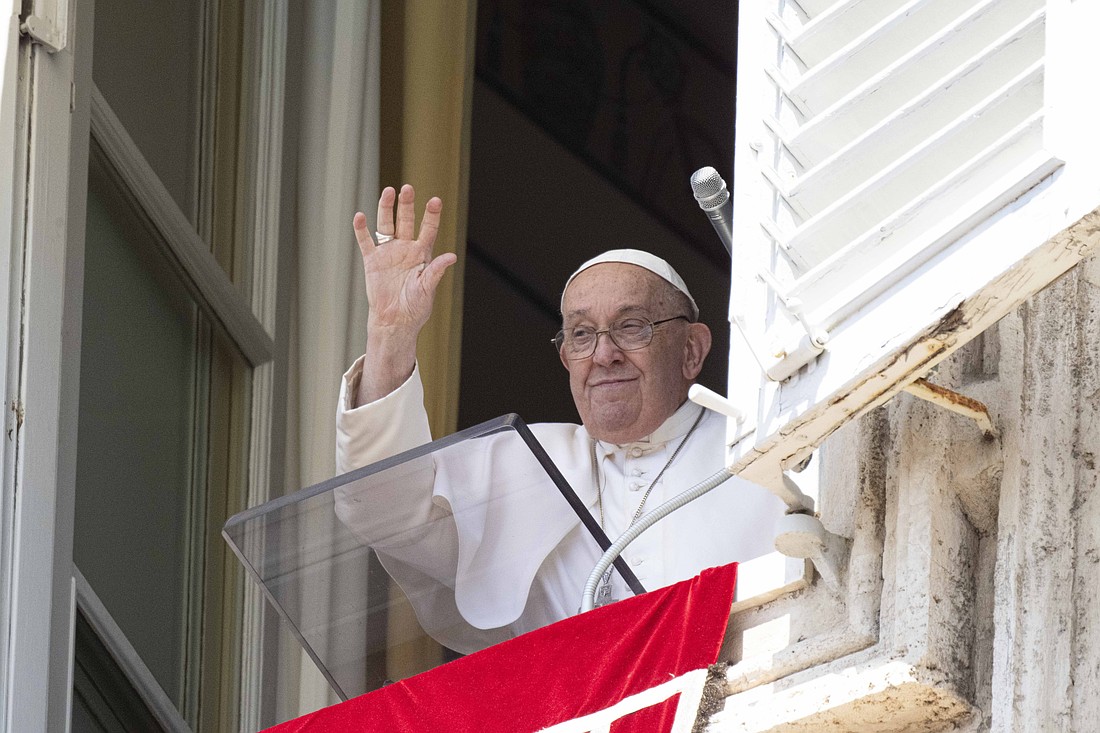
[581,466,735,612]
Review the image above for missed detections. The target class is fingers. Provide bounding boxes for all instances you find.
[395,184,416,240]
[366,184,444,254]
[417,197,443,249]
[375,186,396,237]
[422,252,457,292]
[352,211,373,256]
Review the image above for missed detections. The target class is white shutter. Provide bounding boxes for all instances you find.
[718,0,1100,505]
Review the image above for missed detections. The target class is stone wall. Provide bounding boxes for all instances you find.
[710,253,1100,731]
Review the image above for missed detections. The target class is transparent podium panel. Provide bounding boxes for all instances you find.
[223,415,644,699]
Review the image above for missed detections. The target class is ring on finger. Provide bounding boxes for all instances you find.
[375,232,395,245]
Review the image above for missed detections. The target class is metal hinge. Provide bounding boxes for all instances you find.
[8,399,24,443]
[20,14,66,53]
[731,263,830,383]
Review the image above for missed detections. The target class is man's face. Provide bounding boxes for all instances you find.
[559,263,710,444]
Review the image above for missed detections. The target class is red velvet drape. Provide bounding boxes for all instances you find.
[268,562,737,733]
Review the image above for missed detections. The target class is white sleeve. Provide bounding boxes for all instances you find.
[333,356,443,542]
[335,356,433,474]
[333,358,468,644]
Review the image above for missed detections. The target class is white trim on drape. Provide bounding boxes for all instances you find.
[286,0,381,716]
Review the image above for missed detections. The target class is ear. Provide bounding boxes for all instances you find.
[559,343,571,371]
[682,322,712,381]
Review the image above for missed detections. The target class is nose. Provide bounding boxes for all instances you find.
[591,330,624,365]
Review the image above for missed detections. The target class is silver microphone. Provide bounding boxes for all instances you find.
[690,166,733,255]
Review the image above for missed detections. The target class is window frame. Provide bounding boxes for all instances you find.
[0,0,95,728]
[0,0,289,729]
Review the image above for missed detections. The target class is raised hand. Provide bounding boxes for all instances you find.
[353,184,457,406]
[354,184,457,333]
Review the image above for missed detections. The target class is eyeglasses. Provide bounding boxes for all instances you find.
[552,316,690,360]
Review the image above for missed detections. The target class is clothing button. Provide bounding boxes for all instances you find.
[629,446,644,457]
[630,557,644,566]
[628,481,642,491]
[631,468,642,477]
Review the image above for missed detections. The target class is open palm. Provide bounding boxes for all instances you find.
[354,184,457,332]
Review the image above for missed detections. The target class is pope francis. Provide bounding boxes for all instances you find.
[333,184,784,651]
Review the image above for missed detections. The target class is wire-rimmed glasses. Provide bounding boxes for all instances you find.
[552,316,690,360]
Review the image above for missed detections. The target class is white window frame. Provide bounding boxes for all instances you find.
[1,0,94,729]
[0,0,290,729]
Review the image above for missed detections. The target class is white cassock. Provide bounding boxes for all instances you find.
[334,357,785,653]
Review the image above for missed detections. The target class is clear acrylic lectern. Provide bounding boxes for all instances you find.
[223,415,643,700]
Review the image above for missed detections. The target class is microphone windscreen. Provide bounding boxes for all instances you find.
[691,167,729,210]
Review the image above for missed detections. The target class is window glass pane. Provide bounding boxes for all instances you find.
[74,183,198,709]
[92,0,202,219]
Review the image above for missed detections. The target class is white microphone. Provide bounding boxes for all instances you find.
[690,166,733,255]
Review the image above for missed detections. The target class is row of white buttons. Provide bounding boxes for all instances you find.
[626,447,656,573]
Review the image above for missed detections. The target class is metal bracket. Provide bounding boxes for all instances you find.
[731,266,829,383]
[903,378,997,438]
[20,15,65,53]
[774,513,848,592]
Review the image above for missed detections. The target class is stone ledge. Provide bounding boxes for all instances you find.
[708,658,978,733]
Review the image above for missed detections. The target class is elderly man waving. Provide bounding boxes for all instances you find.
[336,184,784,650]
